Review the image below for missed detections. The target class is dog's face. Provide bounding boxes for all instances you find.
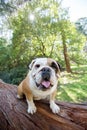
[29,58,60,91]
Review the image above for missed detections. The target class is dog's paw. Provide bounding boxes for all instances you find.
[27,105,37,114]
[50,101,60,114]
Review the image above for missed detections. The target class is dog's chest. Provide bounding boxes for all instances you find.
[34,95,48,100]
[32,90,50,100]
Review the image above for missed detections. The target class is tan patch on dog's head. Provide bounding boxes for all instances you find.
[47,58,60,76]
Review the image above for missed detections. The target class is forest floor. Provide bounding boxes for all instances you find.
[57,65,87,103]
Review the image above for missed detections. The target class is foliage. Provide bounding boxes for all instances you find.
[0,66,27,84]
[0,0,16,14]
[9,0,64,67]
[75,17,87,54]
[75,17,87,37]
[9,0,86,67]
[0,0,87,86]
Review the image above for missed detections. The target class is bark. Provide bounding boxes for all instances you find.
[0,80,87,130]
[63,42,72,73]
[60,23,72,73]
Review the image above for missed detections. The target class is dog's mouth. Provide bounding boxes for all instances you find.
[36,80,53,90]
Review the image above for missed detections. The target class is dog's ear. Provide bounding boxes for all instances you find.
[29,59,36,70]
[57,62,64,72]
[50,61,60,77]
[55,62,61,78]
[57,62,61,71]
[56,62,66,72]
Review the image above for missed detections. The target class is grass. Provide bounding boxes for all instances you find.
[56,65,87,103]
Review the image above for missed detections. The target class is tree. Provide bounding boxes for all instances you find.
[75,17,87,38]
[9,0,61,65]
[0,0,16,14]
[9,0,72,71]
[0,0,30,14]
[75,17,87,54]
[58,20,72,72]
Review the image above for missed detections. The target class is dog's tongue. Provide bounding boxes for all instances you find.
[41,81,50,88]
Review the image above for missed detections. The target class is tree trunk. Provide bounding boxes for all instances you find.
[60,23,72,73]
[0,80,87,130]
[63,42,72,73]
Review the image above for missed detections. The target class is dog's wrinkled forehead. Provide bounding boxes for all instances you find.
[29,58,60,73]
[29,58,47,70]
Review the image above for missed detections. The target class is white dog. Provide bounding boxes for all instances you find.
[17,58,60,114]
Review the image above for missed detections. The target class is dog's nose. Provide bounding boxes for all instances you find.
[42,68,51,81]
[42,67,51,73]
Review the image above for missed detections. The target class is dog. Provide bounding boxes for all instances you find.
[17,58,60,114]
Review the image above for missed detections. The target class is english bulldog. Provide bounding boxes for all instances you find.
[17,58,60,114]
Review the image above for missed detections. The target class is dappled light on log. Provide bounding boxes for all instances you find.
[0,80,87,130]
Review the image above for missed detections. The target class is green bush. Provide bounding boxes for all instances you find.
[0,66,28,85]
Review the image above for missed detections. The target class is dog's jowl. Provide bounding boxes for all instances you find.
[17,58,60,114]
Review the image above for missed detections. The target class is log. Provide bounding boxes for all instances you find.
[0,80,87,130]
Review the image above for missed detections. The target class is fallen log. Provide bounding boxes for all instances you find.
[0,81,87,130]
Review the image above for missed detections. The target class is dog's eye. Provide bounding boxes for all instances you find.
[51,62,58,73]
[35,64,40,68]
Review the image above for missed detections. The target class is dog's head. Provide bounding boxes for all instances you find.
[29,58,60,91]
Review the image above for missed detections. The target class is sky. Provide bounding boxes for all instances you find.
[62,0,87,22]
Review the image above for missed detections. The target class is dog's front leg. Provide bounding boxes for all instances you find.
[22,82,37,114]
[50,90,60,114]
[26,92,37,114]
[27,98,37,114]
